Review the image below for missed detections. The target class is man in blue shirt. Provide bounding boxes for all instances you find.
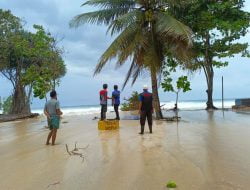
[139,85,153,134]
[112,85,120,120]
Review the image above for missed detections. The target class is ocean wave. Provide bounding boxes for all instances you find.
[161,100,234,110]
[29,100,235,116]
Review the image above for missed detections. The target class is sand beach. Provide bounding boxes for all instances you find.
[1,110,250,190]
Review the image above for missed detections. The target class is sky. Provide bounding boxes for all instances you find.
[0,0,250,108]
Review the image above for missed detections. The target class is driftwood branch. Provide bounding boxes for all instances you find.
[47,181,60,189]
[65,142,89,162]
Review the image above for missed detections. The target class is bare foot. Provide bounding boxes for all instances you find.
[46,142,50,145]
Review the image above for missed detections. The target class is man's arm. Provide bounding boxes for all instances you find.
[56,109,63,116]
[138,102,142,114]
[44,105,50,118]
[55,101,63,116]
[138,94,142,114]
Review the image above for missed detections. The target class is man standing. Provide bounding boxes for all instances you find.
[112,85,120,120]
[44,90,63,145]
[139,85,153,134]
[100,84,109,120]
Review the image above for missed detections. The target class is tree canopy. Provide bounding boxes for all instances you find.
[171,0,250,109]
[0,9,66,114]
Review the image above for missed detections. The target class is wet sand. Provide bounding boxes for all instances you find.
[0,110,250,190]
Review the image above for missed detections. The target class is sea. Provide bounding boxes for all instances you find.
[0,99,234,116]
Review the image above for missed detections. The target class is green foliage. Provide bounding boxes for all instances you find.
[2,96,13,114]
[162,75,191,93]
[161,77,174,92]
[21,25,66,99]
[0,9,22,70]
[0,9,66,102]
[161,62,191,108]
[121,91,139,111]
[166,181,177,188]
[177,76,191,93]
[161,62,191,94]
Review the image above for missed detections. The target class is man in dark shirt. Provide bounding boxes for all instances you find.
[139,85,153,134]
[112,85,120,120]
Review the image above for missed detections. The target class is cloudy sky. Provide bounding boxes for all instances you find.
[0,0,250,108]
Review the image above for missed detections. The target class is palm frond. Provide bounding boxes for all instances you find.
[107,10,142,35]
[122,47,145,89]
[70,8,130,27]
[156,12,193,46]
[94,22,144,74]
[163,36,194,62]
[160,0,195,8]
[82,0,135,9]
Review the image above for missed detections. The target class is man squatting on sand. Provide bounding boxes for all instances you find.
[100,84,120,120]
[139,85,153,134]
[44,90,63,145]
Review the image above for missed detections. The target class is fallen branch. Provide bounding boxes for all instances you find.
[65,143,89,162]
[47,181,60,189]
[161,116,181,122]
[65,144,71,155]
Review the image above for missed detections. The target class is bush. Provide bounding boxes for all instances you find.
[3,96,13,114]
[166,181,177,188]
[121,91,140,111]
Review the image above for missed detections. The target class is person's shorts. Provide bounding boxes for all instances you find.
[48,115,60,130]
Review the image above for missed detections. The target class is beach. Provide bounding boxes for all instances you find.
[0,110,250,190]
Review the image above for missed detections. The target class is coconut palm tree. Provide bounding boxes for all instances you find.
[70,0,193,119]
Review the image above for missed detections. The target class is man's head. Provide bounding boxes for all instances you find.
[114,85,118,90]
[143,85,148,91]
[50,90,57,98]
[103,84,108,89]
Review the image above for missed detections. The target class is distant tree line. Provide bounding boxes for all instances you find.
[0,9,66,115]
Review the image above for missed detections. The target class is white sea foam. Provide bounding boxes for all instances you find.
[32,106,105,116]
[161,100,235,110]
[29,100,235,116]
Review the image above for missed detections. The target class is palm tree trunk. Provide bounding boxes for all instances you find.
[150,70,163,119]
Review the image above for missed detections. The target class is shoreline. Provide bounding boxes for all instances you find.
[0,113,39,123]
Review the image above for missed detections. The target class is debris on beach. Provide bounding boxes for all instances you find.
[47,181,60,189]
[65,142,89,162]
[161,116,181,122]
[92,116,99,120]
